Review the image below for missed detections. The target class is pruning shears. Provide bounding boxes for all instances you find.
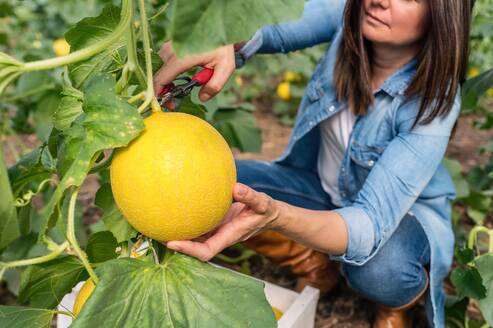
[157,67,214,108]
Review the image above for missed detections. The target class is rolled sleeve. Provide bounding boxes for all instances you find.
[236,29,264,65]
[330,206,375,264]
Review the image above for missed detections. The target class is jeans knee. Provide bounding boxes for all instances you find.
[342,260,427,308]
[235,159,268,185]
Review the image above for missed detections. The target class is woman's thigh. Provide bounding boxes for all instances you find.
[341,214,431,308]
[236,159,338,211]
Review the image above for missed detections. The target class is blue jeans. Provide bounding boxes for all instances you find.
[236,159,430,308]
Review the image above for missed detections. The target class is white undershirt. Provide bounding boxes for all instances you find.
[317,105,356,207]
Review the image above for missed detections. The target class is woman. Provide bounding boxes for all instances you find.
[153,0,473,327]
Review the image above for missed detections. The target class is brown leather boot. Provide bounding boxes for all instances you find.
[243,230,340,295]
[372,269,429,328]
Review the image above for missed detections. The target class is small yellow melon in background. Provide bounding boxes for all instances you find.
[272,306,283,320]
[53,38,70,57]
[283,71,301,82]
[73,278,95,316]
[110,111,236,242]
[277,81,291,101]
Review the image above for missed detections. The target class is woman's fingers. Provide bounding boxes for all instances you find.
[153,42,235,101]
[167,212,253,261]
[153,57,199,96]
[198,46,235,101]
[166,227,233,262]
[234,183,273,215]
[166,240,215,261]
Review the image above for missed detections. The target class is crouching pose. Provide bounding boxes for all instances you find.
[154,0,473,326]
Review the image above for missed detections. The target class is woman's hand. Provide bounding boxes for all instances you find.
[153,41,236,108]
[165,183,286,261]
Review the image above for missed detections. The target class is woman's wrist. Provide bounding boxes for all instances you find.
[266,200,349,256]
[269,200,292,232]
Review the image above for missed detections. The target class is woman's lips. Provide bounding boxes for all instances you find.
[365,11,389,27]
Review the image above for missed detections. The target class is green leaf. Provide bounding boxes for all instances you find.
[66,5,125,88]
[7,144,55,196]
[450,266,486,300]
[38,74,144,241]
[16,72,55,100]
[51,192,87,247]
[95,183,137,243]
[17,203,32,235]
[442,157,470,199]
[466,208,487,226]
[467,166,491,192]
[34,91,61,141]
[86,231,118,263]
[52,84,84,131]
[0,233,37,262]
[0,144,20,250]
[462,68,493,110]
[445,295,468,328]
[463,191,491,225]
[72,256,276,327]
[18,256,88,309]
[0,306,56,328]
[178,95,207,119]
[44,0,106,25]
[169,0,304,57]
[211,108,262,152]
[475,254,493,326]
[455,247,475,265]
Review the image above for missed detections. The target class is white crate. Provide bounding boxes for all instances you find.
[57,264,319,328]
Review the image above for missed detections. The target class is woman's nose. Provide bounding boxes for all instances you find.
[370,0,390,9]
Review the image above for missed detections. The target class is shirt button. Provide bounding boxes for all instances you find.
[329,105,335,112]
[341,192,346,197]
[368,160,375,167]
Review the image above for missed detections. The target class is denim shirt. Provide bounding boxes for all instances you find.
[241,1,461,327]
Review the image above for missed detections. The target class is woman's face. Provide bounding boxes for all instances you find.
[361,0,430,47]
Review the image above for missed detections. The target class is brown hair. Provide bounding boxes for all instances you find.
[334,0,474,130]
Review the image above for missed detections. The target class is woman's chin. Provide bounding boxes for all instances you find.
[362,26,392,44]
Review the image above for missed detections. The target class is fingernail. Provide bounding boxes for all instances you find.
[237,184,247,196]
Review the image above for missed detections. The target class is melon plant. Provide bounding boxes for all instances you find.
[0,1,303,326]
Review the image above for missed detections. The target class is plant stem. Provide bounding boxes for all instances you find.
[66,187,99,284]
[0,241,69,271]
[162,246,174,264]
[125,23,147,88]
[128,91,146,104]
[21,0,132,72]
[137,0,159,114]
[88,150,115,174]
[489,230,493,254]
[467,225,492,255]
[53,310,75,318]
[149,3,170,21]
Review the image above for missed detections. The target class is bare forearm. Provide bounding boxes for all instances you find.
[271,200,348,256]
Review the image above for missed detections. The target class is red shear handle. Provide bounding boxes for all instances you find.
[191,68,214,85]
[158,82,175,97]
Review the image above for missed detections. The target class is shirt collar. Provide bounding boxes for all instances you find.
[374,58,418,97]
